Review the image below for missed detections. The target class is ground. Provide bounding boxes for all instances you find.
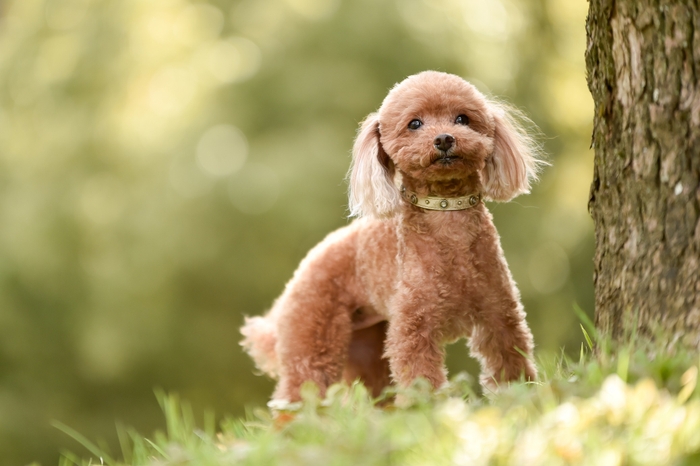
[57,317,700,466]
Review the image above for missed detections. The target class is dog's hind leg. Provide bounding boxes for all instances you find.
[343,320,391,398]
[252,224,364,402]
[272,294,354,402]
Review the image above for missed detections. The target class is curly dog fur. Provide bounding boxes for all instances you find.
[241,71,542,401]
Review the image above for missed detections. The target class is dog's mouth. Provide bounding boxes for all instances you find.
[433,154,462,165]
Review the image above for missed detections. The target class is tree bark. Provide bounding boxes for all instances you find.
[586,0,700,346]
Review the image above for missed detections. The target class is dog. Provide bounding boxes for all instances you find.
[241,71,541,402]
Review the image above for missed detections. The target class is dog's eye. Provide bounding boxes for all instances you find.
[407,119,423,130]
[455,114,469,125]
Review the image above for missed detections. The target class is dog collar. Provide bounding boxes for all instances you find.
[400,186,482,211]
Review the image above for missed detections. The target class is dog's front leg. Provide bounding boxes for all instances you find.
[384,303,448,389]
[468,314,537,391]
[467,289,537,391]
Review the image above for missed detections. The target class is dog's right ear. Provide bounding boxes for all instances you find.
[348,113,400,218]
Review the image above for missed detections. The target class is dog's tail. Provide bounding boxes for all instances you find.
[240,315,279,378]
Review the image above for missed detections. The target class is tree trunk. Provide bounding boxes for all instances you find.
[586,0,700,346]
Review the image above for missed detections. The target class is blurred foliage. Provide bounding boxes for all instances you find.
[0,0,592,464]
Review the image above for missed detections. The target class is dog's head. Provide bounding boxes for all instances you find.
[348,71,543,218]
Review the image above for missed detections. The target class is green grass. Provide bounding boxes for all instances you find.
[55,322,700,466]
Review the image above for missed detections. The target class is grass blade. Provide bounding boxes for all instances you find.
[144,438,170,460]
[580,324,594,352]
[574,303,597,342]
[52,421,114,465]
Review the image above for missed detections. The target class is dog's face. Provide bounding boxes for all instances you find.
[348,71,542,218]
[377,73,495,183]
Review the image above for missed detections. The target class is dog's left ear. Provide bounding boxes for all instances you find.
[348,113,400,218]
[481,105,542,202]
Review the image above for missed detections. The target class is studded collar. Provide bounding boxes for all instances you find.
[400,185,482,211]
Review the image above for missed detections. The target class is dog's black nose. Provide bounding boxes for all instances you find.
[434,134,455,151]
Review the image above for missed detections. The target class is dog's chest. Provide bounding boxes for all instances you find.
[398,211,484,283]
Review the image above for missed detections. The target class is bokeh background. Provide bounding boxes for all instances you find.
[0,0,592,464]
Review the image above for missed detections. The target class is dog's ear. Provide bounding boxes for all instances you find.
[348,113,400,218]
[481,104,543,202]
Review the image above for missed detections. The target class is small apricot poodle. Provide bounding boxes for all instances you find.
[241,71,541,402]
